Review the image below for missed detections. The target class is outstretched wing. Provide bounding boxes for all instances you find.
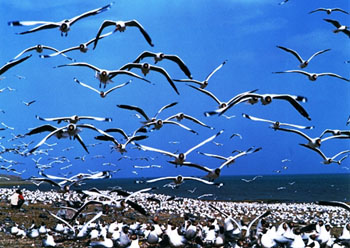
[125,20,154,47]
[133,51,157,63]
[185,129,224,156]
[272,94,311,121]
[277,46,303,63]
[70,3,113,25]
[164,54,192,79]
[0,55,32,75]
[117,104,150,121]
[155,102,178,119]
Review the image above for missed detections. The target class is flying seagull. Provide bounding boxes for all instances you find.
[93,19,154,48]
[173,60,227,89]
[132,51,192,79]
[277,46,330,68]
[8,3,113,36]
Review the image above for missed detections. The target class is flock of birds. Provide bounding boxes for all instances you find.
[0,1,349,247]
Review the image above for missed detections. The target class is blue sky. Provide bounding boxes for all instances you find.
[0,0,349,179]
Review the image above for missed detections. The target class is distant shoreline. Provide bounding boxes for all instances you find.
[0,180,33,186]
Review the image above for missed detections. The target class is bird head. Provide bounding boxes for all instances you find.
[36,44,43,52]
[219,103,227,109]
[175,175,183,184]
[99,91,106,98]
[316,138,322,147]
[261,95,272,105]
[178,153,185,161]
[68,124,76,132]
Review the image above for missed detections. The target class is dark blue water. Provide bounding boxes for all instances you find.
[17,173,350,202]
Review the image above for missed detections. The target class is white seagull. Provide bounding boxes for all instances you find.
[119,62,179,95]
[186,147,262,181]
[56,62,150,88]
[8,3,113,36]
[187,85,258,116]
[146,175,221,187]
[41,32,113,59]
[138,129,224,166]
[26,123,114,154]
[218,92,311,120]
[22,100,36,106]
[194,147,262,175]
[12,44,72,61]
[273,69,350,82]
[35,114,112,124]
[300,144,350,165]
[74,78,131,98]
[277,46,330,68]
[93,19,154,48]
[275,126,350,148]
[94,127,148,154]
[241,175,263,183]
[117,102,178,125]
[165,112,214,129]
[319,129,350,138]
[133,51,192,79]
[324,19,350,37]
[309,8,349,15]
[173,60,227,89]
[242,113,314,129]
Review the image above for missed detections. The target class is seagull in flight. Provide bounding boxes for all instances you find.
[309,8,349,15]
[119,62,179,95]
[12,44,73,61]
[198,147,262,168]
[94,127,148,154]
[74,78,131,98]
[132,51,192,79]
[273,70,350,82]
[35,114,112,124]
[319,129,350,138]
[146,175,222,187]
[217,92,311,121]
[1,122,14,130]
[26,123,114,154]
[8,3,113,36]
[187,85,258,116]
[278,0,289,5]
[22,100,36,106]
[56,62,150,88]
[117,102,178,125]
[275,126,350,149]
[165,112,214,130]
[93,19,154,48]
[138,130,224,166]
[324,19,350,38]
[41,32,113,59]
[300,144,350,165]
[173,60,227,89]
[242,113,314,130]
[241,175,262,183]
[186,147,262,181]
[277,46,330,68]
